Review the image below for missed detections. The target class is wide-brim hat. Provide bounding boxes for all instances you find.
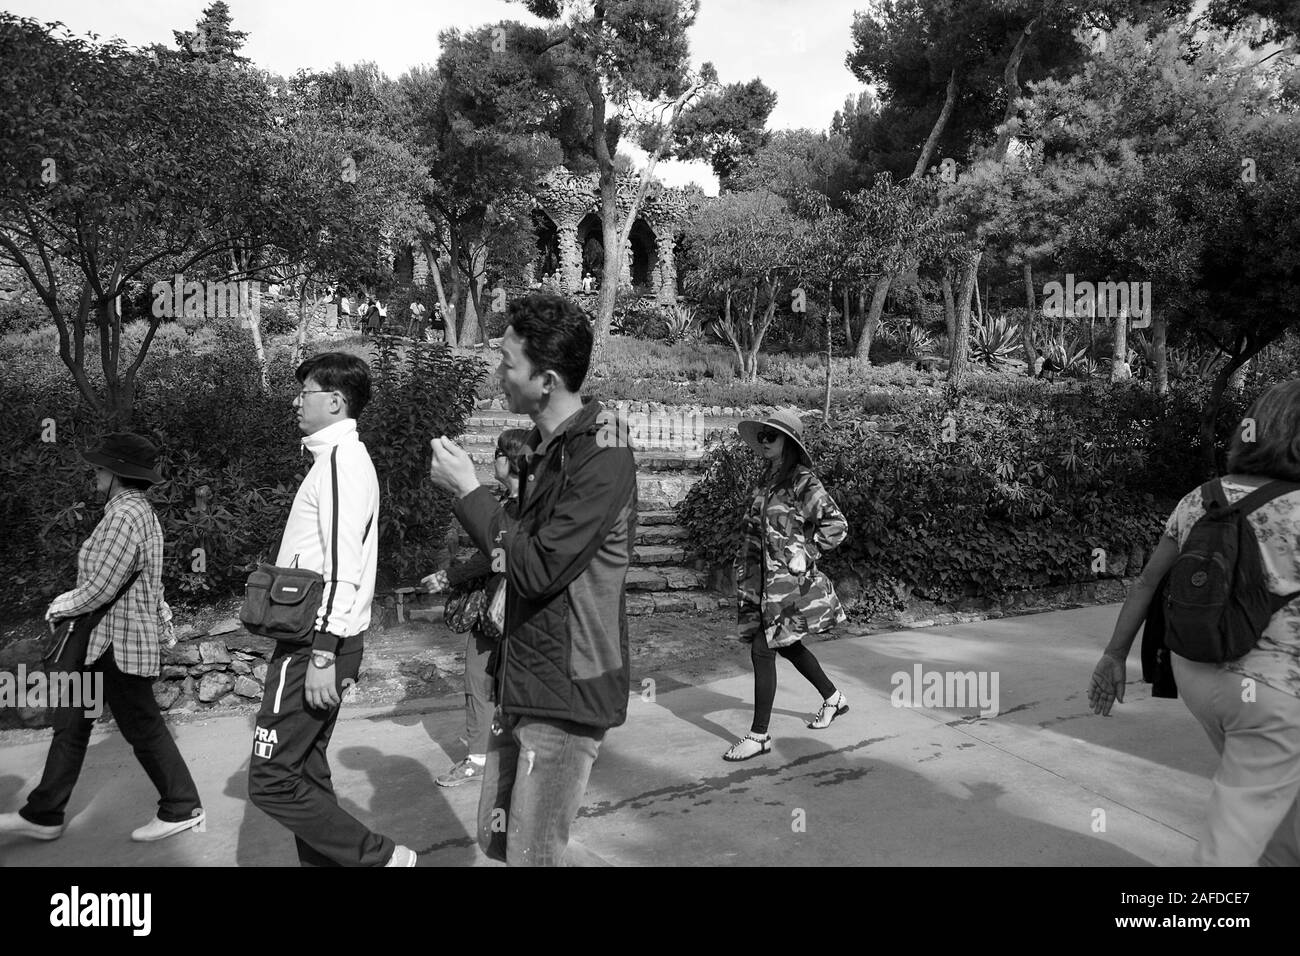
[738,408,812,468]
[82,432,164,484]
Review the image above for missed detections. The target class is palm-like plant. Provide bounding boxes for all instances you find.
[1044,333,1089,373]
[903,324,936,357]
[970,313,1022,366]
[662,303,698,343]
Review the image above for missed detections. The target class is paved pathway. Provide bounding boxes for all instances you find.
[0,604,1214,866]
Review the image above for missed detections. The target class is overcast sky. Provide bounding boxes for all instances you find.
[6,0,877,192]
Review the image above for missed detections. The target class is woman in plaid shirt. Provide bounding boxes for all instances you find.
[0,433,205,845]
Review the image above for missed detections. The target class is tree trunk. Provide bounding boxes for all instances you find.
[994,17,1041,160]
[842,285,852,346]
[824,281,833,421]
[1198,340,1269,475]
[941,268,957,354]
[946,252,981,386]
[856,285,867,343]
[854,272,891,361]
[1152,310,1168,396]
[292,278,311,367]
[1111,305,1128,383]
[1021,261,1037,376]
[423,241,455,345]
[914,68,960,179]
[232,250,268,392]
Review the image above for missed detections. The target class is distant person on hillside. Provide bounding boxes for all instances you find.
[581,272,594,294]
[422,428,530,788]
[409,300,427,340]
[1089,380,1300,865]
[1037,350,1061,381]
[725,409,850,762]
[365,298,381,336]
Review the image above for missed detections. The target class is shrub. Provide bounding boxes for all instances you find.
[0,326,488,614]
[676,382,1233,609]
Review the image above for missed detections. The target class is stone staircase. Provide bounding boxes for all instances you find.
[454,407,741,615]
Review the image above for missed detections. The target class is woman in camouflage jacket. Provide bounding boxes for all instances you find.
[724,410,850,761]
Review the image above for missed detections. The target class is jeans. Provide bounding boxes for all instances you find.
[464,630,496,756]
[477,711,604,866]
[1173,654,1300,866]
[21,617,202,827]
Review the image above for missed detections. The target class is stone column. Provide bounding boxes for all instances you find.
[655,230,677,305]
[619,232,634,293]
[557,214,581,294]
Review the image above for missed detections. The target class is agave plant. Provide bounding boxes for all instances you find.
[970,313,1022,366]
[873,318,906,351]
[903,324,936,357]
[1167,345,1225,381]
[610,312,635,336]
[1044,334,1089,373]
[661,302,699,343]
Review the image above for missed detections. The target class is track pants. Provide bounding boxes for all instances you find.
[246,639,395,867]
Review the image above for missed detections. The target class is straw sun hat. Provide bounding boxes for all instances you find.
[737,408,812,468]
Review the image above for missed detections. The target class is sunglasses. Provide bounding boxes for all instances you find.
[756,428,782,444]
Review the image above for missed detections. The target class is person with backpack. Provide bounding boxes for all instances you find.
[1088,379,1300,865]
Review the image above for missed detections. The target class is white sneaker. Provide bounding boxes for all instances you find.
[385,845,417,867]
[131,811,205,842]
[0,811,65,841]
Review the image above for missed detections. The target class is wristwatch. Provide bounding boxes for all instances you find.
[311,652,335,670]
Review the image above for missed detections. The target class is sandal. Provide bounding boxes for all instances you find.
[723,732,772,762]
[807,692,849,729]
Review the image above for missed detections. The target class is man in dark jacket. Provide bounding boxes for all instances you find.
[428,292,637,866]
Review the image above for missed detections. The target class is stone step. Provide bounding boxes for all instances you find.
[469,469,698,508]
[637,524,686,544]
[457,523,687,549]
[625,566,709,592]
[632,545,687,565]
[465,445,707,472]
[638,510,679,526]
[626,589,732,616]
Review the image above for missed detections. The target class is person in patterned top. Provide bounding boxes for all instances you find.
[0,433,204,845]
[1088,379,1300,865]
[725,409,851,761]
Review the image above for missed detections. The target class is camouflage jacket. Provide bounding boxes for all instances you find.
[735,465,848,648]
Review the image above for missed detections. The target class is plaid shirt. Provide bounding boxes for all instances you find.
[47,489,169,677]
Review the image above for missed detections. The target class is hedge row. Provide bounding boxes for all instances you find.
[677,380,1256,615]
[0,323,487,616]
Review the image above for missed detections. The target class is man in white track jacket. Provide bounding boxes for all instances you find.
[247,351,415,867]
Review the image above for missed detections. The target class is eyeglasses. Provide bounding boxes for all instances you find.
[756,428,782,444]
[296,389,337,401]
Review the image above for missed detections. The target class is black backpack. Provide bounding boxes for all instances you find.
[1164,478,1300,663]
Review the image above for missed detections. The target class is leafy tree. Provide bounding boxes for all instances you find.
[514,0,773,359]
[1004,20,1300,468]
[0,15,273,424]
[398,29,562,345]
[681,191,806,382]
